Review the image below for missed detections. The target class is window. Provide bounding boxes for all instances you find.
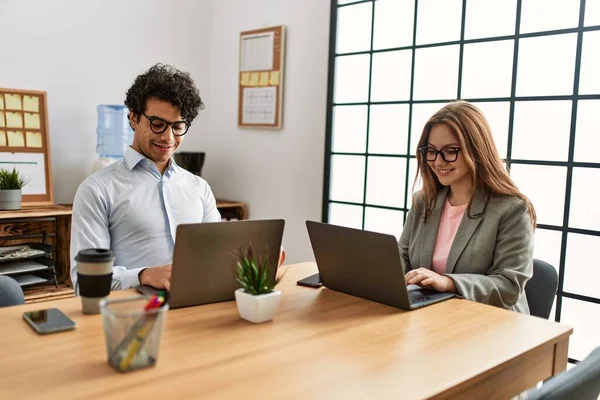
[325,0,600,364]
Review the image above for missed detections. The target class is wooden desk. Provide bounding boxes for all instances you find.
[0,263,572,399]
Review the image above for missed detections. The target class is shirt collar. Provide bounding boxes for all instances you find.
[165,159,178,177]
[170,157,180,172]
[125,146,178,176]
[125,146,146,171]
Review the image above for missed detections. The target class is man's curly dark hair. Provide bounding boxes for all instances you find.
[125,63,204,123]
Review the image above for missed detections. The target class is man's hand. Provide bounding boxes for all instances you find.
[139,264,172,290]
[405,267,456,293]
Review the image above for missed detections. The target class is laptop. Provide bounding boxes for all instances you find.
[136,219,285,309]
[305,221,455,310]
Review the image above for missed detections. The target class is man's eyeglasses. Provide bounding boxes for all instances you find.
[143,112,190,136]
[418,146,461,162]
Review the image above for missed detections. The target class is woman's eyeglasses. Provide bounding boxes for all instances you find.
[143,113,190,136]
[418,146,461,162]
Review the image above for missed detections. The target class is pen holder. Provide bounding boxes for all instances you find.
[100,296,168,372]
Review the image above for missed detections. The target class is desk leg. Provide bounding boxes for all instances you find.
[552,338,569,376]
[55,215,72,286]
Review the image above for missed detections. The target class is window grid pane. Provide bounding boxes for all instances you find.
[511,101,572,162]
[373,0,415,49]
[336,2,373,54]
[365,156,407,208]
[368,104,410,155]
[579,31,600,95]
[519,0,580,34]
[370,50,413,101]
[413,45,460,100]
[461,40,514,99]
[516,34,577,97]
[332,105,368,153]
[464,0,517,40]
[416,0,463,45]
[329,202,364,230]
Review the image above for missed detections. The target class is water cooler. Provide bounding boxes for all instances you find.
[91,105,134,174]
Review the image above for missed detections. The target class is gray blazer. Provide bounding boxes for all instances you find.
[399,187,534,314]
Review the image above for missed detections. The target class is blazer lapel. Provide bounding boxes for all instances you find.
[420,188,447,269]
[445,190,487,274]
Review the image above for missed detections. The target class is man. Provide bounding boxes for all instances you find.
[70,64,220,293]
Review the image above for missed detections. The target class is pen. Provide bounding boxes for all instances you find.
[118,317,156,370]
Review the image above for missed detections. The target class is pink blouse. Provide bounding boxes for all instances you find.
[431,198,468,274]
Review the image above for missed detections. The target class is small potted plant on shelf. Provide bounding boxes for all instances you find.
[233,244,284,324]
[0,168,27,210]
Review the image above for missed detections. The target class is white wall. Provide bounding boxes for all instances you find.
[0,0,331,264]
[203,0,331,263]
[0,0,213,203]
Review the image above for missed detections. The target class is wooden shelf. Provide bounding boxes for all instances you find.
[216,199,248,220]
[0,205,71,290]
[0,204,72,220]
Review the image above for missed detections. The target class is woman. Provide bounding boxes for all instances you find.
[401,101,536,313]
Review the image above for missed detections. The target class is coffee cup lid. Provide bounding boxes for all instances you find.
[75,248,115,263]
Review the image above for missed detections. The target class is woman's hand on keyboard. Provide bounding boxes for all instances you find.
[405,267,456,293]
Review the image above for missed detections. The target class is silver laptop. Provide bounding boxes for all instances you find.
[305,221,455,310]
[137,219,285,309]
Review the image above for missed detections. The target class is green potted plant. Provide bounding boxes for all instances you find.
[233,244,284,323]
[0,168,27,210]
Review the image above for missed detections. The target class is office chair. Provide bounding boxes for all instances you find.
[525,259,558,319]
[0,276,25,307]
[527,346,600,400]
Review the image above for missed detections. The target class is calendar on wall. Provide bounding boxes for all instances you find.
[0,88,54,205]
[238,25,285,129]
[242,87,277,125]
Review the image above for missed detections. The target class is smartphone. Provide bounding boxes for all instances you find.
[23,308,76,334]
[297,273,322,288]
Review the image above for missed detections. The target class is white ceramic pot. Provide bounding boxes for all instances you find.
[235,288,282,324]
[0,189,22,210]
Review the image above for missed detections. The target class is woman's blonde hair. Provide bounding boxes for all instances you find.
[413,100,536,227]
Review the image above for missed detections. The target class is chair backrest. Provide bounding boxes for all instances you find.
[0,275,24,307]
[525,259,558,319]
[528,346,600,400]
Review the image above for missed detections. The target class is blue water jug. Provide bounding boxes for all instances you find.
[96,105,134,158]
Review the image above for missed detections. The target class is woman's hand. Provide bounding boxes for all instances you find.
[405,267,456,293]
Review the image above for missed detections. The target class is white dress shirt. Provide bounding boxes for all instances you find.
[70,147,220,292]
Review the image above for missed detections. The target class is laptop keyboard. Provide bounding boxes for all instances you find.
[409,292,432,304]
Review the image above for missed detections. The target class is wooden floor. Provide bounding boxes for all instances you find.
[23,284,74,304]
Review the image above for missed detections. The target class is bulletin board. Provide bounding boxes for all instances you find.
[0,88,54,205]
[238,25,285,129]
